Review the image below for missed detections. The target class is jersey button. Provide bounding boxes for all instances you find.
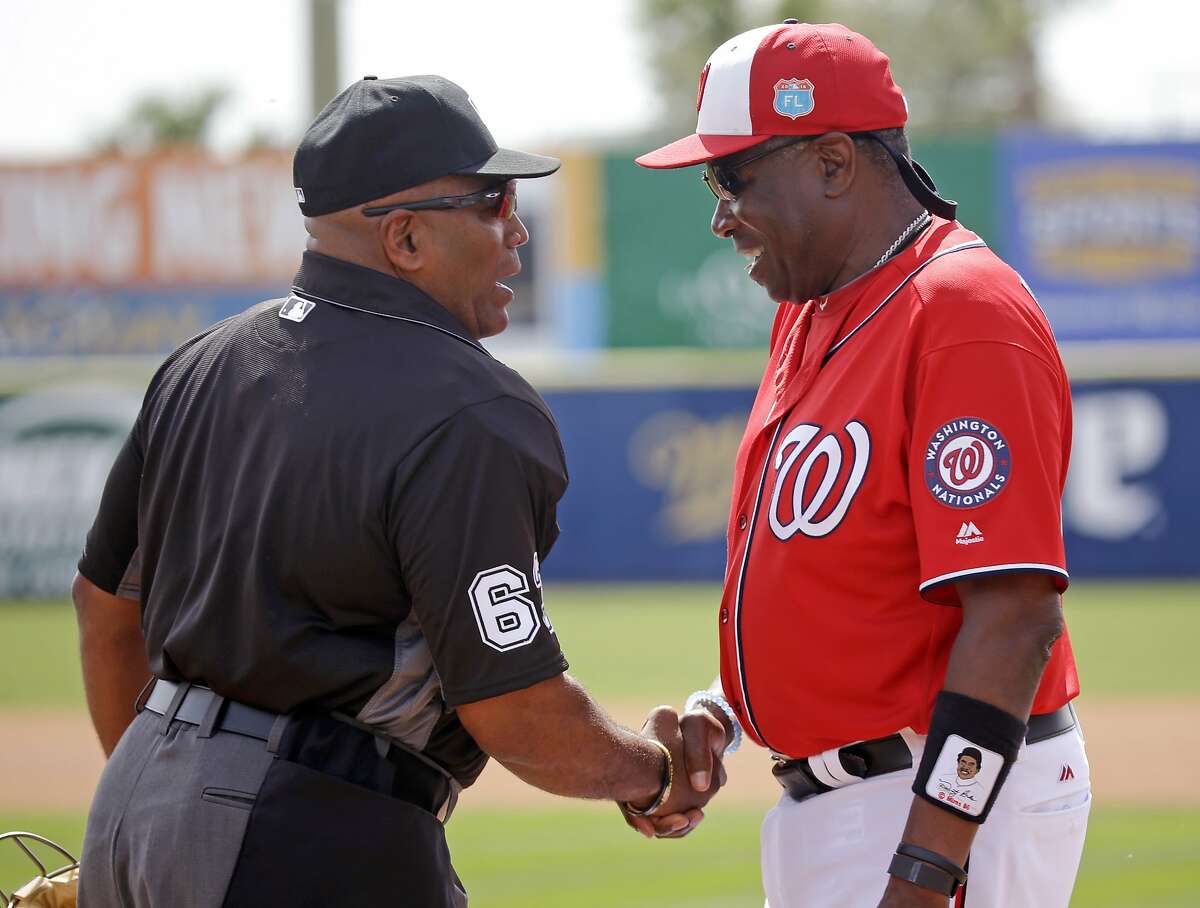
[737,514,748,531]
[720,608,729,624]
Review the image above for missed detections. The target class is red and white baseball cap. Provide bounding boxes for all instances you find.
[636,21,908,169]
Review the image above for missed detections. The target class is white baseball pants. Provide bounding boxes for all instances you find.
[761,724,1091,907]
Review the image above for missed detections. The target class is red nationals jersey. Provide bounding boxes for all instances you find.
[718,218,1079,759]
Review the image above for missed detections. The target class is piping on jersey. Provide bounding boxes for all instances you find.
[731,420,783,751]
[821,240,988,366]
[288,286,492,357]
[729,239,988,751]
[919,562,1070,594]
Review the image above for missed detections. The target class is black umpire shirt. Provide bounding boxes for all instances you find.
[78,251,570,786]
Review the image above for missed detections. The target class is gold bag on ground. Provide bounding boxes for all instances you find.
[1,832,79,908]
[6,869,78,908]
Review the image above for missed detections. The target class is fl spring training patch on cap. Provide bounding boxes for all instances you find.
[924,417,1011,509]
[772,78,815,119]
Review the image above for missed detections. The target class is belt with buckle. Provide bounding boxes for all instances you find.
[772,703,1077,802]
[141,678,459,820]
[144,677,280,740]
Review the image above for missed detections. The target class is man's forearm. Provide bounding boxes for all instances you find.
[74,573,151,756]
[457,673,671,805]
[903,617,1057,852]
[886,574,1063,901]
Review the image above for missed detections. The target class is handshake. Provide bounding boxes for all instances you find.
[619,703,732,840]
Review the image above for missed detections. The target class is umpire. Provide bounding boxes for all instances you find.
[73,75,721,908]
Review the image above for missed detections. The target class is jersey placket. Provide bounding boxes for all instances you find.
[722,296,860,750]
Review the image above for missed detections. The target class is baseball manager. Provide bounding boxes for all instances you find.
[72,75,721,908]
[636,21,1091,908]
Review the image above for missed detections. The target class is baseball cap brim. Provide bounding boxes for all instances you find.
[635,132,772,169]
[453,147,561,180]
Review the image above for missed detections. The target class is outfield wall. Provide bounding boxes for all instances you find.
[2,132,1198,593]
[544,377,1199,581]
[6,134,1199,358]
[0,361,1195,595]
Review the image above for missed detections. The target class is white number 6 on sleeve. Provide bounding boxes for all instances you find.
[469,565,542,652]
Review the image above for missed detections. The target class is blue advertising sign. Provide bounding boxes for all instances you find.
[1061,380,1200,577]
[0,288,276,356]
[545,387,754,580]
[998,133,1200,341]
[541,381,1200,582]
[1,380,1195,597]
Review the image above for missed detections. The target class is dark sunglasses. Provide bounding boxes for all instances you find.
[362,180,517,219]
[702,136,812,201]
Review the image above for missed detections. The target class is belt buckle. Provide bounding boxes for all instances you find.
[134,677,158,713]
[806,744,866,789]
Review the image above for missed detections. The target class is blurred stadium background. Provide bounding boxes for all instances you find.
[1,1,1198,904]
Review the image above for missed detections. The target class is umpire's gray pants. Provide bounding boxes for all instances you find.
[78,709,276,908]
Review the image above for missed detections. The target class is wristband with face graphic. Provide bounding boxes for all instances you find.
[912,691,1027,824]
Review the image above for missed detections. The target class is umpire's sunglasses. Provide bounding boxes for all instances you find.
[702,137,812,201]
[362,180,517,219]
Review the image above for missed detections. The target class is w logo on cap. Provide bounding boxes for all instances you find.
[773,78,814,119]
[696,63,712,112]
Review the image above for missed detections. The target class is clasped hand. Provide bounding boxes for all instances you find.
[621,705,728,839]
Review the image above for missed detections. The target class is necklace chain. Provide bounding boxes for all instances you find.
[874,210,931,269]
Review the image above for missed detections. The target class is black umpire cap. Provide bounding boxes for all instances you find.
[293,75,561,217]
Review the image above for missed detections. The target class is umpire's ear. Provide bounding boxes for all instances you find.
[378,208,425,275]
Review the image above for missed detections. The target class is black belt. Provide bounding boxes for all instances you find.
[143,678,281,741]
[140,679,458,820]
[773,703,1077,802]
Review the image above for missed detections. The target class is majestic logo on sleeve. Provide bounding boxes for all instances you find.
[955,521,984,545]
[769,420,870,540]
[924,417,1012,509]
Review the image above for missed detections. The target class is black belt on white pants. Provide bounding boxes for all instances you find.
[772,703,1077,802]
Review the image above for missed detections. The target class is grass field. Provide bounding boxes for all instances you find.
[2,581,1199,905]
[3,805,1197,908]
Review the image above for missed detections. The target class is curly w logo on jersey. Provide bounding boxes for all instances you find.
[768,420,870,540]
[924,417,1012,509]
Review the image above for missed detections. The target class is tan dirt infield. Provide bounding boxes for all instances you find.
[0,698,1194,814]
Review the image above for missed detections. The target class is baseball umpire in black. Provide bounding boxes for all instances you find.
[73,75,726,908]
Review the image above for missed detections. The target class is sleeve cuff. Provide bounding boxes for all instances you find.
[75,557,124,597]
[441,655,569,708]
[919,563,1069,604]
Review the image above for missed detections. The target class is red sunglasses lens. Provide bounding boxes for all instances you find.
[497,183,517,219]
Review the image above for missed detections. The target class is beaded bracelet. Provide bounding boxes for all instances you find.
[684,689,743,754]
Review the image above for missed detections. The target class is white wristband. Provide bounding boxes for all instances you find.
[684,690,743,754]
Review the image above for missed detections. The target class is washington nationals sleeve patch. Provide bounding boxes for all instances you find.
[924,734,1004,817]
[923,417,1012,509]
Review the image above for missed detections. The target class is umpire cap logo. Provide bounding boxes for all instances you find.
[768,419,870,540]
